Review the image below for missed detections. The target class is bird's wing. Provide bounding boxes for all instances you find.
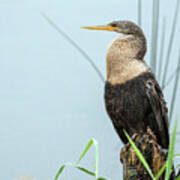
[145,78,169,148]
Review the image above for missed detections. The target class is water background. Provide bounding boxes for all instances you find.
[0,0,179,179]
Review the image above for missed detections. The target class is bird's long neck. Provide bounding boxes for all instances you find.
[106,34,148,85]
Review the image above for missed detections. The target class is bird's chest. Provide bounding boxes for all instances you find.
[104,77,149,122]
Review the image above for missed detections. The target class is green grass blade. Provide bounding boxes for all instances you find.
[54,139,101,180]
[174,154,180,157]
[150,0,159,74]
[76,138,99,179]
[94,139,99,180]
[76,139,94,164]
[169,52,180,122]
[54,165,66,180]
[176,176,180,180]
[138,0,142,26]
[75,166,96,176]
[124,130,155,180]
[158,17,166,82]
[155,162,166,180]
[162,0,180,86]
[41,12,105,83]
[165,120,178,180]
[54,163,96,180]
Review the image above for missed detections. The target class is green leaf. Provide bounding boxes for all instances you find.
[76,138,99,179]
[176,176,180,180]
[76,139,94,164]
[165,120,178,180]
[54,139,101,180]
[124,130,155,180]
[155,162,166,180]
[174,154,180,157]
[75,165,96,176]
[54,165,66,180]
[54,163,96,180]
[41,12,105,83]
[93,139,99,180]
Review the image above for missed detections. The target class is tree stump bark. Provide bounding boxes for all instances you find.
[120,128,169,180]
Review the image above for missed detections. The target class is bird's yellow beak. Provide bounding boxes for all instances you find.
[81,25,117,31]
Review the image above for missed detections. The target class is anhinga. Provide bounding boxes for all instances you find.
[82,21,169,149]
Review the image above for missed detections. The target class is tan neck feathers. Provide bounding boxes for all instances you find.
[106,35,149,85]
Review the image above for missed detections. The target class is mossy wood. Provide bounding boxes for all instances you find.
[120,128,172,180]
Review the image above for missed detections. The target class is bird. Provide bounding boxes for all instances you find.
[82,21,169,149]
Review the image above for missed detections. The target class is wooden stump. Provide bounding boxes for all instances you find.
[120,128,169,180]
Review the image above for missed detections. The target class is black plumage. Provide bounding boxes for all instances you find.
[105,72,169,148]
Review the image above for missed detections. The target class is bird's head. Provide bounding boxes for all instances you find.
[81,20,143,35]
